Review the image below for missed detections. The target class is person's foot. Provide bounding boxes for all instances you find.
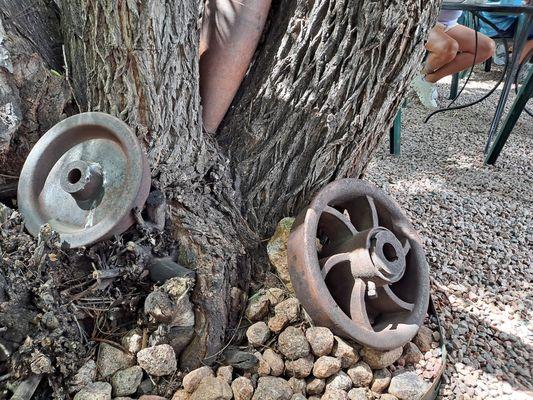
[493,43,506,66]
[411,74,438,109]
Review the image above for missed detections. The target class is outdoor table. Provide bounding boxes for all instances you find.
[441,0,533,164]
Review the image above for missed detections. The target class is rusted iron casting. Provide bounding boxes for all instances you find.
[18,112,150,248]
[288,179,430,350]
[199,0,272,133]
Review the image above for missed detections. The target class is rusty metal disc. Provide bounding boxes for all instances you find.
[18,112,150,248]
[288,179,430,350]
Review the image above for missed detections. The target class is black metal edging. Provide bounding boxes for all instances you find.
[421,295,447,400]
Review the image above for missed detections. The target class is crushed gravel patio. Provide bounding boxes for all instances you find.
[365,69,532,400]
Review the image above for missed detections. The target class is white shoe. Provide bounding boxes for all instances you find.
[411,74,438,109]
[493,43,506,66]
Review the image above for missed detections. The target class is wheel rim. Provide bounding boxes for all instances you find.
[18,112,150,248]
[288,179,429,350]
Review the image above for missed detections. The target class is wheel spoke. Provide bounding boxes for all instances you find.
[318,206,358,256]
[344,195,379,231]
[320,253,351,279]
[368,285,414,313]
[350,278,373,330]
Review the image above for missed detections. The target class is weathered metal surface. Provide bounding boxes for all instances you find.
[18,112,150,248]
[288,179,430,350]
[199,0,272,133]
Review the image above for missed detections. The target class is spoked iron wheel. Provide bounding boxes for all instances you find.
[18,112,150,248]
[288,179,429,350]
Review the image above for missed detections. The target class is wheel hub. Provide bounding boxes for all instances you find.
[288,179,430,350]
[18,112,151,248]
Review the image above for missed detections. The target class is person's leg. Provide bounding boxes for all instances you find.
[519,39,533,64]
[426,24,495,83]
[423,24,460,75]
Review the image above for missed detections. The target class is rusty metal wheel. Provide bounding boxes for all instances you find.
[288,179,429,350]
[18,112,150,248]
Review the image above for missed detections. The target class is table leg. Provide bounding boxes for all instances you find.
[485,67,533,165]
[484,13,532,153]
[389,109,402,156]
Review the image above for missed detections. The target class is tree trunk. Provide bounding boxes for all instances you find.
[55,0,439,368]
[0,0,70,179]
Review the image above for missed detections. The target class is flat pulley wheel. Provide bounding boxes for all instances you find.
[18,112,150,248]
[288,179,430,350]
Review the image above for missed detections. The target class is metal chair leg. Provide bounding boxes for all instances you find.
[449,73,459,100]
[389,109,402,156]
[485,67,533,165]
[484,57,492,72]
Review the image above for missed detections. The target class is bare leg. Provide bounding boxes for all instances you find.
[519,39,533,64]
[424,24,459,75]
[427,24,495,83]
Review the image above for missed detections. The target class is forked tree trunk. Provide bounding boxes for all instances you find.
[55,0,439,368]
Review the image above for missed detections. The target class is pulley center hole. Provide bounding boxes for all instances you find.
[383,243,398,262]
[68,168,82,184]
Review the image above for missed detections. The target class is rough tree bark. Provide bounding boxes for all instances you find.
[0,0,70,179]
[56,0,437,368]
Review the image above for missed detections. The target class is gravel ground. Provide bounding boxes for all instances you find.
[365,68,532,400]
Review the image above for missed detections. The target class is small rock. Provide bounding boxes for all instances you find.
[121,328,143,354]
[252,376,293,400]
[288,377,306,395]
[290,395,306,400]
[267,217,295,291]
[41,311,59,330]
[246,294,271,322]
[263,349,284,376]
[138,396,167,400]
[111,366,143,396]
[137,344,177,376]
[347,361,373,387]
[190,376,232,400]
[254,351,271,376]
[278,327,310,360]
[331,337,359,368]
[268,314,290,334]
[362,346,403,369]
[144,290,177,323]
[247,322,271,347]
[380,395,399,400]
[183,366,214,393]
[371,368,391,393]
[232,376,254,400]
[97,343,136,378]
[274,298,300,322]
[73,382,112,400]
[285,355,314,378]
[347,387,368,400]
[388,371,430,400]
[321,388,349,400]
[138,378,154,394]
[172,389,189,400]
[306,327,334,357]
[69,360,96,393]
[265,288,285,306]
[413,327,433,353]
[402,343,422,365]
[326,371,352,391]
[306,378,325,396]
[217,365,233,384]
[313,356,341,379]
